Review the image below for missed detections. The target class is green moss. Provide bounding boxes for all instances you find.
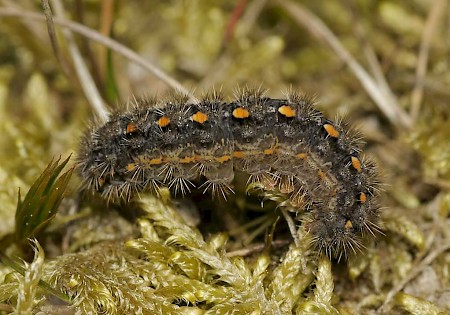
[0,1,449,314]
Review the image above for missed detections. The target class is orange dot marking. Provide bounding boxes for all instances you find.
[318,170,327,180]
[278,105,296,118]
[323,124,340,138]
[149,158,163,165]
[263,148,275,155]
[232,107,250,119]
[157,116,171,127]
[233,151,245,158]
[192,111,208,124]
[126,123,137,134]
[194,155,202,162]
[296,153,307,159]
[126,163,136,172]
[359,192,367,203]
[179,156,196,164]
[216,155,231,163]
[344,220,353,230]
[351,156,362,173]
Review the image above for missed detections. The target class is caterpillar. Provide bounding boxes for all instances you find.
[77,88,381,258]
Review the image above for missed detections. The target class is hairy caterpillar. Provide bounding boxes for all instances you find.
[77,88,381,257]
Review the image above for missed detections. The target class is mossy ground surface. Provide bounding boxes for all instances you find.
[0,1,449,314]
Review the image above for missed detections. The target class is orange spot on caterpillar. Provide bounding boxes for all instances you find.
[194,155,203,162]
[351,156,362,173]
[278,105,296,117]
[359,192,367,203]
[344,220,353,230]
[233,151,245,158]
[157,116,171,127]
[296,153,307,159]
[318,169,327,180]
[323,124,340,138]
[216,155,231,163]
[263,148,276,155]
[148,158,163,165]
[126,123,137,134]
[179,156,196,164]
[127,163,136,172]
[192,111,208,124]
[232,107,250,119]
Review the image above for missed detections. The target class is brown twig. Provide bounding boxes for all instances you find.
[98,0,115,81]
[223,0,248,47]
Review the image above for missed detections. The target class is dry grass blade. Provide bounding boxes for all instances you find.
[41,0,69,76]
[0,7,197,103]
[349,4,396,105]
[276,0,412,129]
[44,0,110,123]
[410,0,447,122]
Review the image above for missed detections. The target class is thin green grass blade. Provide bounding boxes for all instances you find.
[15,155,73,242]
